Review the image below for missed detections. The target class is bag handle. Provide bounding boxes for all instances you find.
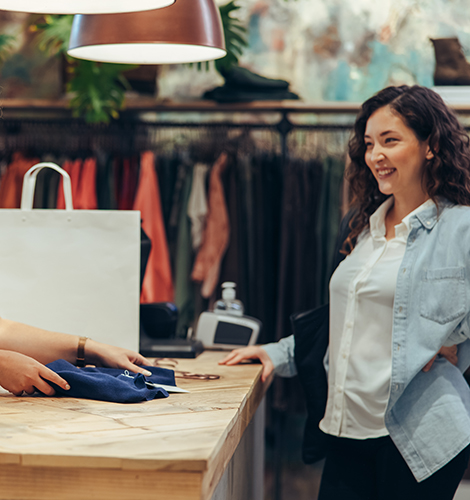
[21,162,73,211]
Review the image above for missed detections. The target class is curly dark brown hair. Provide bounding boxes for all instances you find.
[343,85,470,254]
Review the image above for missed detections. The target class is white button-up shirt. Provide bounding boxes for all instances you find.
[320,197,434,438]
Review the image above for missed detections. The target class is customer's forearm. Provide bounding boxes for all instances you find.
[0,318,79,364]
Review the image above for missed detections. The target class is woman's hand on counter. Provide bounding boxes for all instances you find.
[0,349,70,396]
[84,340,153,376]
[219,346,274,382]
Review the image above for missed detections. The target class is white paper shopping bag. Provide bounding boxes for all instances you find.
[0,162,141,351]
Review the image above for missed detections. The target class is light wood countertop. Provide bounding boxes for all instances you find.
[0,351,268,500]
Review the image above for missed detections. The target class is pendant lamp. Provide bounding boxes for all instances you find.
[67,0,226,65]
[0,0,175,14]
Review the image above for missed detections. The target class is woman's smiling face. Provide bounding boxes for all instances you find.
[364,105,433,202]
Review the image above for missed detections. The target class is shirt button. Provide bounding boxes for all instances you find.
[346,321,353,329]
[403,268,406,274]
[398,306,403,313]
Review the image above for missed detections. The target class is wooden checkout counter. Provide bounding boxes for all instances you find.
[0,351,268,500]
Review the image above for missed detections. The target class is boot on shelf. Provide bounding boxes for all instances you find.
[431,37,470,86]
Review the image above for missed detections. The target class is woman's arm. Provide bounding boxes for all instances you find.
[219,335,297,382]
[0,318,84,365]
[0,318,152,375]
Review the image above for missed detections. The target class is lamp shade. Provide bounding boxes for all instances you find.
[67,0,226,65]
[0,0,175,14]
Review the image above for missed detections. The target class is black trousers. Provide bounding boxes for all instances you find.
[318,435,470,500]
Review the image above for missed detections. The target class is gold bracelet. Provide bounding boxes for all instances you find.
[76,336,88,367]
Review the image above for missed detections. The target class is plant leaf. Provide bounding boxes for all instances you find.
[33,15,74,57]
[215,1,249,74]
[67,59,136,124]
[0,34,16,62]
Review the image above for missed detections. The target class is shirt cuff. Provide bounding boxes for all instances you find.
[262,335,297,378]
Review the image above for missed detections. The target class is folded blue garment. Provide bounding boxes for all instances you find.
[45,359,175,403]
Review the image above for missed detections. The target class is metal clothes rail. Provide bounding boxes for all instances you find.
[0,101,360,163]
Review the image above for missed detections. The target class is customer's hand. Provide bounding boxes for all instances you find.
[0,350,70,396]
[219,346,274,382]
[422,345,458,372]
[84,340,153,376]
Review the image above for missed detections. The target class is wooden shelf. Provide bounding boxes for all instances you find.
[3,97,470,121]
[0,97,363,114]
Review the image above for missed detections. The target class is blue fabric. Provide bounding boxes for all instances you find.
[263,200,470,482]
[45,359,175,403]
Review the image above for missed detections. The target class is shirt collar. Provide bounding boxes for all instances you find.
[369,197,436,240]
[370,197,393,240]
[414,197,453,230]
[402,198,435,231]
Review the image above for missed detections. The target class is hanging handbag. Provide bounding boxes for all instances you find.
[0,162,141,351]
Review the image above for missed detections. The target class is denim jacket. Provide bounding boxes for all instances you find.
[264,199,470,482]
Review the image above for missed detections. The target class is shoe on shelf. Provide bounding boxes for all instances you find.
[219,65,290,90]
[431,37,470,86]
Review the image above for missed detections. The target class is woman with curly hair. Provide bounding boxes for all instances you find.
[220,85,470,499]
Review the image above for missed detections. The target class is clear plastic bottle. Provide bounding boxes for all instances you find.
[213,282,244,316]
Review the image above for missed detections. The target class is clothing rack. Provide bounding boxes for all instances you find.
[0,102,358,163]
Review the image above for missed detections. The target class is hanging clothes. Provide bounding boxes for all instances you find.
[38,155,62,209]
[174,168,195,337]
[33,158,58,209]
[167,163,190,272]
[275,159,324,343]
[187,163,209,251]
[55,159,69,209]
[219,156,244,302]
[119,158,139,211]
[0,153,39,208]
[316,155,346,305]
[0,158,8,180]
[75,158,98,210]
[157,154,179,235]
[96,151,118,210]
[56,158,82,209]
[250,153,283,344]
[113,156,137,211]
[191,152,230,299]
[133,151,174,304]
